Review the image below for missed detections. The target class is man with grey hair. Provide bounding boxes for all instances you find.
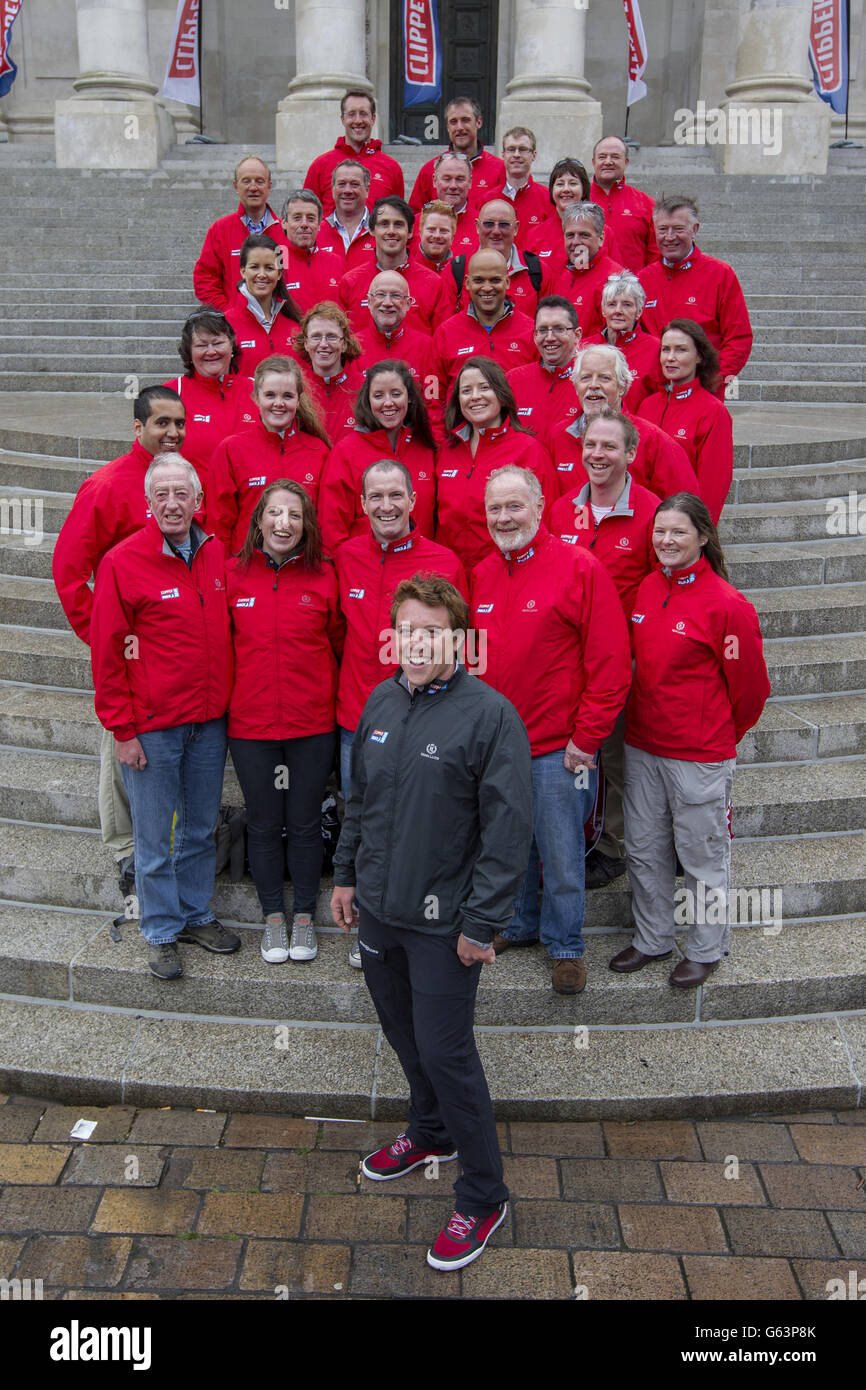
[315,159,377,270]
[90,454,239,980]
[549,202,622,337]
[471,464,631,995]
[428,152,482,257]
[590,135,658,273]
[279,188,343,313]
[193,154,290,309]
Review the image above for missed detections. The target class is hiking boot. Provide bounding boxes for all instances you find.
[361,1132,458,1181]
[177,919,241,953]
[289,913,317,962]
[585,849,628,890]
[117,853,136,895]
[148,941,182,980]
[427,1203,508,1271]
[552,958,587,994]
[261,913,289,964]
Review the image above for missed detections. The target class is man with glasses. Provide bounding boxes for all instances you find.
[507,297,582,439]
[356,272,434,394]
[337,197,450,335]
[452,198,549,317]
[495,127,556,249]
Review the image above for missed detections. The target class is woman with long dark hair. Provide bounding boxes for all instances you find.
[225,234,303,375]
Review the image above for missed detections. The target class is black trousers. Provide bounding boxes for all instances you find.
[358,904,507,1217]
[229,731,335,916]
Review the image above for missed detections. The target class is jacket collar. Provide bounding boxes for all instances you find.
[661,553,709,583]
[367,521,420,557]
[661,243,702,271]
[573,472,636,517]
[335,135,383,156]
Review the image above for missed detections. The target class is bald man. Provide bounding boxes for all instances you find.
[432,249,537,396]
[452,199,548,317]
[356,271,435,392]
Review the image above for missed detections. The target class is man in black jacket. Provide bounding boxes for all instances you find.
[331,574,532,1272]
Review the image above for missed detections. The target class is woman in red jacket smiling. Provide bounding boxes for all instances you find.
[294,301,365,445]
[318,360,437,552]
[225,234,303,376]
[227,480,344,966]
[164,309,257,491]
[610,492,770,988]
[637,319,734,524]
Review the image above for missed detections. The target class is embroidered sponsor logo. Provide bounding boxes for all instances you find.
[687,296,696,303]
[457,346,474,356]
[348,587,366,598]
[517,408,532,416]
[509,341,519,350]
[523,599,537,611]
[193,414,211,423]
[393,539,413,553]
[301,594,311,604]
[476,603,494,613]
[617,536,631,548]
[248,475,266,487]
[370,728,389,743]
[560,534,578,544]
[557,461,576,472]
[346,416,356,426]
[441,469,458,478]
[631,612,646,623]
[417,469,428,479]
[286,280,301,290]
[304,472,314,482]
[214,577,223,589]
[677,572,697,585]
[240,339,256,348]
[421,742,440,760]
[645,298,657,307]
[243,413,254,422]
[231,249,240,256]
[235,596,255,608]
[674,621,687,633]
[160,587,180,600]
[677,428,687,436]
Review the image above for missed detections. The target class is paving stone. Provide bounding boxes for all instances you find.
[32,1105,137,1144]
[0,1235,26,1276]
[124,1237,241,1291]
[618,1203,727,1253]
[837,1110,866,1124]
[166,1148,265,1191]
[197,1193,303,1238]
[758,1163,866,1209]
[722,1207,840,1258]
[461,1247,572,1299]
[501,1155,560,1198]
[126,1109,227,1146]
[825,1211,866,1258]
[304,1194,405,1242]
[697,1121,798,1162]
[15,1235,132,1288]
[405,1196,512,1245]
[603,1121,701,1159]
[60,1145,165,1187]
[0,1106,44,1142]
[513,1199,619,1250]
[0,1143,71,1185]
[789,1124,866,1165]
[757,1111,839,1124]
[683,1255,801,1300]
[262,1150,360,1194]
[91,1189,200,1235]
[239,1240,350,1294]
[508,1122,604,1157]
[222,1114,318,1148]
[660,1161,766,1205]
[348,1243,457,1298]
[317,1120,400,1152]
[62,1290,161,1300]
[560,1159,663,1203]
[0,1187,99,1233]
[572,1251,686,1300]
[792,1258,866,1300]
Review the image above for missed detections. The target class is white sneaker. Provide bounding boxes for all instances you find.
[289,913,318,961]
[348,942,362,969]
[261,913,289,964]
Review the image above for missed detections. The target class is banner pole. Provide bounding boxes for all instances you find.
[830,0,862,148]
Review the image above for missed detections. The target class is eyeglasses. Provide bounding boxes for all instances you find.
[504,145,534,156]
[534,325,573,337]
[369,292,409,303]
[480,220,514,231]
[306,332,343,345]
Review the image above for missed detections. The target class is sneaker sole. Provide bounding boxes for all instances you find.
[289,946,318,961]
[176,934,240,954]
[361,1149,458,1181]
[148,964,183,980]
[426,1202,508,1270]
[348,955,363,969]
[261,946,290,963]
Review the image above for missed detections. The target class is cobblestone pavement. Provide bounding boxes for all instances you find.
[1,1092,865,1300]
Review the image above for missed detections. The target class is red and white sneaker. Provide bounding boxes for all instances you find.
[361,1131,457,1181]
[426,1202,508,1270]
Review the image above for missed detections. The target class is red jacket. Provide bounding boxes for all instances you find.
[638,382,734,523]
[408,205,481,269]
[589,179,658,273]
[304,137,405,217]
[193,205,290,311]
[224,297,301,377]
[277,243,344,314]
[338,257,450,335]
[319,425,436,552]
[435,419,556,572]
[163,373,257,487]
[493,177,557,248]
[52,439,156,645]
[582,324,663,414]
[226,549,344,739]
[507,359,580,440]
[315,217,377,272]
[207,419,330,554]
[550,410,700,501]
[471,524,631,756]
[409,147,506,214]
[638,245,753,387]
[548,474,658,617]
[356,321,434,388]
[550,250,623,338]
[526,218,621,281]
[432,303,538,397]
[455,246,551,319]
[90,519,233,741]
[306,363,365,444]
[626,555,770,760]
[335,526,467,729]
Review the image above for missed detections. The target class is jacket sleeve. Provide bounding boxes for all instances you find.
[326,567,347,662]
[571,554,633,753]
[695,405,734,525]
[643,427,701,500]
[205,440,240,550]
[89,553,138,742]
[317,443,357,553]
[458,699,534,945]
[527,437,559,521]
[193,223,229,311]
[51,480,107,645]
[721,594,771,743]
[717,268,753,381]
[332,717,370,888]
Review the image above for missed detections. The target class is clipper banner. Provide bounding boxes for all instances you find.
[161,0,201,106]
[0,0,23,99]
[403,0,442,107]
[622,0,648,106]
[809,0,848,115]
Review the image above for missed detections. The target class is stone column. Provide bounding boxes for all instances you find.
[54,0,173,169]
[497,0,602,173]
[275,0,373,171]
[718,0,831,174]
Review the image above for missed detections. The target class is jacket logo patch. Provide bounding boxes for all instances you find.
[160,587,180,600]
[523,599,537,611]
[248,476,266,487]
[240,339,257,348]
[301,594,311,604]
[370,729,389,743]
[645,298,658,308]
[235,596,255,608]
[617,537,631,548]
[509,341,519,350]
[674,621,686,633]
[631,613,646,623]
[421,742,440,760]
[517,408,532,416]
[441,469,458,478]
[557,461,575,472]
[193,414,211,423]
[457,346,474,356]
[560,534,578,544]
[677,572,697,585]
[348,587,365,599]
[476,603,494,613]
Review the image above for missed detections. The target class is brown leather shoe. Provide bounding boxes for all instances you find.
[552,958,587,994]
[609,945,672,973]
[669,958,720,989]
[491,933,536,954]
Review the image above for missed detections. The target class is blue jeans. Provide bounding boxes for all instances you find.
[504,748,597,960]
[339,724,356,802]
[120,718,227,945]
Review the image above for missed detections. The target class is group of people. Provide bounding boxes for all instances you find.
[52,90,772,1273]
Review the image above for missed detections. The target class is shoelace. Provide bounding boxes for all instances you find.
[446,1211,477,1240]
[389,1134,413,1156]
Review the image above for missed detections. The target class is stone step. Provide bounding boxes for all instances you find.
[0,625,92,689]
[0,486,76,534]
[751,324,866,341]
[739,693,866,764]
[731,457,866,502]
[0,288,191,306]
[0,372,167,394]
[747,342,866,363]
[4,334,181,354]
[741,362,864,383]
[0,304,189,322]
[745,582,866,639]
[0,450,92,492]
[763,632,866,696]
[0,683,100,754]
[0,275,193,289]
[722,500,861,541]
[725,538,866,589]
[738,383,866,404]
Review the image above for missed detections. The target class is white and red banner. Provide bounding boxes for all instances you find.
[403,0,442,107]
[0,0,23,99]
[622,0,648,106]
[809,0,848,115]
[161,0,201,107]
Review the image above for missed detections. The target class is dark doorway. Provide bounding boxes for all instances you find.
[390,0,500,149]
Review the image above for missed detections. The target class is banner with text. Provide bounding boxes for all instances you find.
[161,0,201,107]
[622,0,648,106]
[403,0,442,107]
[809,0,848,116]
[0,0,23,99]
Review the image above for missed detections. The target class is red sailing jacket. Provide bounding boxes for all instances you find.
[224,298,302,377]
[582,325,664,414]
[638,382,734,523]
[193,205,291,311]
[315,218,377,272]
[356,321,434,387]
[589,179,658,273]
[549,250,623,338]
[455,247,552,318]
[318,426,436,552]
[548,474,658,617]
[638,244,753,388]
[163,373,257,488]
[507,359,580,440]
[207,420,330,554]
[226,548,344,739]
[435,419,557,573]
[525,219,622,281]
[305,363,366,444]
[304,137,405,217]
[338,257,451,335]
[431,302,538,398]
[90,519,233,742]
[334,527,467,729]
[493,177,558,248]
[409,147,506,214]
[277,243,344,314]
[550,410,700,501]
[626,555,770,761]
[470,524,631,756]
